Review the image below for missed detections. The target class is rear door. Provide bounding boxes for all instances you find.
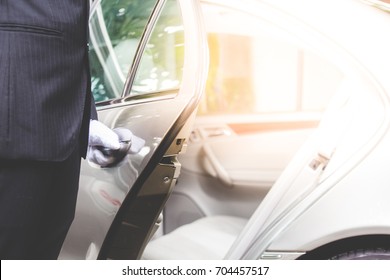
[60,0,207,260]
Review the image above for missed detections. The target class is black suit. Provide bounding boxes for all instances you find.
[0,0,96,160]
[0,0,95,259]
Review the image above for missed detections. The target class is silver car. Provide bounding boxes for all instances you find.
[61,0,390,260]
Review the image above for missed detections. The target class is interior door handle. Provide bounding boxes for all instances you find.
[202,143,233,187]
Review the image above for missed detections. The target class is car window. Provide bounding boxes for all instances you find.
[129,0,185,96]
[89,0,156,102]
[198,5,344,116]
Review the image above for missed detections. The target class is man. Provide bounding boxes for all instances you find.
[0,0,119,259]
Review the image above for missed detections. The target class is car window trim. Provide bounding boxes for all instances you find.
[94,88,179,109]
[121,0,167,99]
[92,0,172,107]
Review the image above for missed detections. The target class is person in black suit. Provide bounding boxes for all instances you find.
[0,0,120,259]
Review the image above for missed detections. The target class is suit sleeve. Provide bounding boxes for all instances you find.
[90,93,98,120]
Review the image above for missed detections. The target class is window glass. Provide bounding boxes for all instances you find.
[130,0,184,96]
[89,0,156,102]
[198,5,344,116]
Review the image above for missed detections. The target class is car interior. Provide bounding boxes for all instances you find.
[141,1,344,259]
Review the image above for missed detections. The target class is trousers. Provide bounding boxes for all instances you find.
[0,145,81,260]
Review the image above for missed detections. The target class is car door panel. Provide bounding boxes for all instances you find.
[60,0,207,260]
[200,128,315,189]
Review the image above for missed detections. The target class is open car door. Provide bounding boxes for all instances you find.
[60,0,208,260]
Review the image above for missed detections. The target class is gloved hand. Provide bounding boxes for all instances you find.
[87,120,121,167]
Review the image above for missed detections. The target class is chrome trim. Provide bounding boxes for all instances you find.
[260,251,305,260]
[122,0,167,98]
[95,91,178,111]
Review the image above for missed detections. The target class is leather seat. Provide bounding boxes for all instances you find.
[142,215,247,259]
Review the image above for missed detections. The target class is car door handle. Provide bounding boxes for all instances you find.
[96,141,131,166]
[96,127,145,168]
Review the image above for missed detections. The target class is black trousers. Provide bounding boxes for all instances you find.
[0,146,81,260]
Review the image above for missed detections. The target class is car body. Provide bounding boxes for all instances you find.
[61,0,390,260]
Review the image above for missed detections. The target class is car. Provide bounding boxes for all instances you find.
[60,0,390,260]
[142,0,390,260]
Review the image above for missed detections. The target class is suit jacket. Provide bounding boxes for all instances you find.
[0,0,96,161]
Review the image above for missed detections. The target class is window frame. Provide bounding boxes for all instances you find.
[91,0,184,108]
